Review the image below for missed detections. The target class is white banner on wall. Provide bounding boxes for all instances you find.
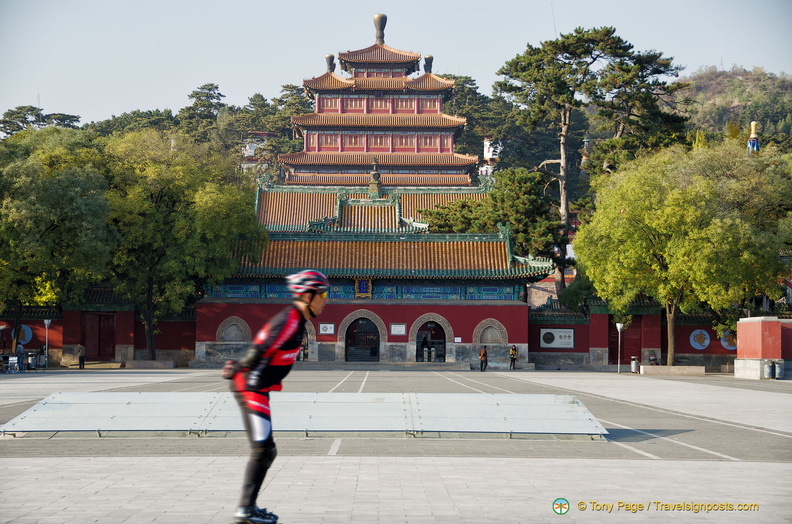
[540,328,575,348]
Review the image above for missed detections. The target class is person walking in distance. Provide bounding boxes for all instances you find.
[16,342,25,373]
[227,270,330,524]
[479,345,488,372]
[76,343,86,369]
[509,345,518,370]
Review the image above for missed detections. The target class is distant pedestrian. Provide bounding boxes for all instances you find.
[509,345,518,370]
[76,343,86,369]
[16,343,25,373]
[479,345,488,372]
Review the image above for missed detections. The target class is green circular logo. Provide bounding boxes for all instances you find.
[553,498,570,515]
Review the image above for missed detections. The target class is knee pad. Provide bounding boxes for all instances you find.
[253,441,277,470]
[263,443,277,469]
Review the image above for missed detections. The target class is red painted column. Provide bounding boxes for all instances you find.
[114,310,135,363]
[641,312,662,363]
[782,320,792,359]
[62,310,82,345]
[60,310,82,367]
[589,313,610,365]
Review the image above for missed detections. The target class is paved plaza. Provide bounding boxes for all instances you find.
[1,367,791,523]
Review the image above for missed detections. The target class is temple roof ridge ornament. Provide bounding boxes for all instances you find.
[374,13,386,45]
[336,15,421,74]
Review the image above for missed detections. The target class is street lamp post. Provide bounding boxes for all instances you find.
[0,325,6,366]
[616,323,624,374]
[43,319,51,371]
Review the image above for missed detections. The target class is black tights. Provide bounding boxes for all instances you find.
[236,391,278,508]
[241,438,277,507]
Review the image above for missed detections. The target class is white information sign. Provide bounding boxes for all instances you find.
[540,328,575,348]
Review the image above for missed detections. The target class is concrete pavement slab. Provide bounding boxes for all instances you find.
[0,456,788,523]
[505,373,792,434]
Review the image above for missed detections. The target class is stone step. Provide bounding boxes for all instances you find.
[67,361,125,369]
[292,361,470,371]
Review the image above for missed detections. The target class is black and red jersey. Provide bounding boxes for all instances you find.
[238,304,306,393]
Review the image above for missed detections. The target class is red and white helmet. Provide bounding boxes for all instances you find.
[286,270,330,297]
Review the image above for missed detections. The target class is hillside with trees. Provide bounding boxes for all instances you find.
[675,66,792,149]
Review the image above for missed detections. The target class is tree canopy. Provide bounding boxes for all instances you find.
[0,127,114,350]
[104,129,266,357]
[573,141,791,364]
[0,124,267,358]
[495,27,684,293]
[1,106,81,137]
[421,167,559,257]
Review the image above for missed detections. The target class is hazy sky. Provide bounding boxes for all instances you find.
[2,0,790,125]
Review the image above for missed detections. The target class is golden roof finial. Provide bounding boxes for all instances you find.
[373,14,387,45]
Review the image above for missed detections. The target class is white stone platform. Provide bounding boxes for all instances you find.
[0,391,607,438]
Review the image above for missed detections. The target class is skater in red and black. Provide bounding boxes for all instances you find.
[228,270,330,524]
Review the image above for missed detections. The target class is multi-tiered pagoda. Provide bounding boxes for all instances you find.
[197,14,552,366]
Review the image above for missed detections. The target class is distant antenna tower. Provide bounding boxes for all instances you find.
[37,94,43,128]
[551,2,558,37]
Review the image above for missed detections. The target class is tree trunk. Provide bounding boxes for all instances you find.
[665,302,676,366]
[554,106,572,295]
[11,301,22,361]
[144,277,156,360]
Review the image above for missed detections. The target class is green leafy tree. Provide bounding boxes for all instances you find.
[104,129,266,358]
[574,141,790,364]
[0,127,114,350]
[588,50,689,174]
[219,93,275,138]
[1,106,45,136]
[422,167,559,257]
[437,74,567,177]
[1,106,81,137]
[496,27,633,294]
[43,113,81,129]
[87,109,178,136]
[256,85,314,179]
[177,83,227,142]
[420,198,486,233]
[438,74,495,157]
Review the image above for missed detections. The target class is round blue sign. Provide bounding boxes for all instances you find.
[689,329,710,350]
[720,331,737,350]
[18,324,33,345]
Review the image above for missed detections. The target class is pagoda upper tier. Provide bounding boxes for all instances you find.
[336,13,420,75]
[278,13,477,187]
[303,71,455,95]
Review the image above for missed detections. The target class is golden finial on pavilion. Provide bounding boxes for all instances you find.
[374,14,387,44]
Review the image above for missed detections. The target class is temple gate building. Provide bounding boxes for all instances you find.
[194,14,553,367]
